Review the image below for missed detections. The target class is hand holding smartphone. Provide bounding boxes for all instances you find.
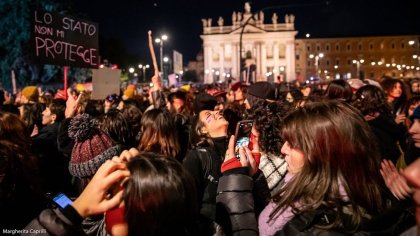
[53,193,73,208]
[234,120,254,160]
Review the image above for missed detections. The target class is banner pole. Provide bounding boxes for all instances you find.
[64,66,68,99]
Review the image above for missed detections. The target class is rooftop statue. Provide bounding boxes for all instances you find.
[218,17,224,27]
[245,2,251,14]
[272,13,278,24]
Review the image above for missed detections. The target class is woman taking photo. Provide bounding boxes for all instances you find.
[217,101,386,235]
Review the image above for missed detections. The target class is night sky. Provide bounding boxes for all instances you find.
[71,0,420,67]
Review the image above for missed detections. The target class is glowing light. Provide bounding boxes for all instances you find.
[413,55,418,59]
[161,35,168,40]
[371,62,376,66]
[334,65,338,69]
[319,53,324,58]
[163,57,169,62]
[280,66,285,71]
[205,69,210,74]
[305,33,310,38]
[409,40,415,45]
[138,64,143,68]
[309,54,314,59]
[129,67,135,73]
[155,38,161,43]
[386,64,390,67]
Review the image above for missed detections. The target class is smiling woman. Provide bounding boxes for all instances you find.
[182,109,229,232]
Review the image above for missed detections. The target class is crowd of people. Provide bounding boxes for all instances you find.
[1,75,420,235]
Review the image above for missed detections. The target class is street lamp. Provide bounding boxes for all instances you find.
[352,59,364,79]
[155,34,168,75]
[309,53,324,80]
[138,64,150,82]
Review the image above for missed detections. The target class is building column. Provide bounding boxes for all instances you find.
[274,42,280,81]
[204,45,210,84]
[232,43,238,79]
[261,43,267,78]
[207,46,213,84]
[219,44,225,82]
[256,42,261,77]
[286,40,296,82]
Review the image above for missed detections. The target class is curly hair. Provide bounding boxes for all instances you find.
[351,85,392,116]
[247,100,292,154]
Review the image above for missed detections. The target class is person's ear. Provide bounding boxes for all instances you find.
[199,127,208,135]
[51,114,57,123]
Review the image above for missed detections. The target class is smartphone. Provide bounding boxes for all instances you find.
[53,193,73,208]
[234,120,254,159]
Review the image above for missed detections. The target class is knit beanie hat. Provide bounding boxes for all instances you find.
[123,85,136,100]
[411,106,420,121]
[21,86,39,102]
[193,92,217,114]
[247,82,278,101]
[68,114,121,178]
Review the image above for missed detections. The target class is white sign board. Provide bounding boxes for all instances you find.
[173,50,183,74]
[91,68,121,100]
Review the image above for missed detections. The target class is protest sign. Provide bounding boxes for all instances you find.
[91,68,121,100]
[32,10,99,68]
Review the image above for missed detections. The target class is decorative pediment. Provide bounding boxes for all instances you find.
[229,24,266,34]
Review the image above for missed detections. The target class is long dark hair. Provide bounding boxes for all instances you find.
[20,103,45,134]
[0,111,31,147]
[324,79,353,103]
[271,101,384,231]
[100,109,135,148]
[188,113,219,149]
[381,77,410,114]
[124,153,198,236]
[138,109,180,159]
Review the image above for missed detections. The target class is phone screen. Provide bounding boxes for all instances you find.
[53,193,73,208]
[235,120,253,159]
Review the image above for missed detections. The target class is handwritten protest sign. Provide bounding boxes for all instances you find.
[32,11,99,68]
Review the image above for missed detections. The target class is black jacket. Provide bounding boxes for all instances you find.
[25,205,86,236]
[368,113,404,163]
[32,122,73,195]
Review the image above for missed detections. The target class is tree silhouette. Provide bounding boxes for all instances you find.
[0,0,91,91]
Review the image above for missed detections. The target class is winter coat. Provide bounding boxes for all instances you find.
[25,205,86,236]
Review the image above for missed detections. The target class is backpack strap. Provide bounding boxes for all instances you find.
[196,148,218,184]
